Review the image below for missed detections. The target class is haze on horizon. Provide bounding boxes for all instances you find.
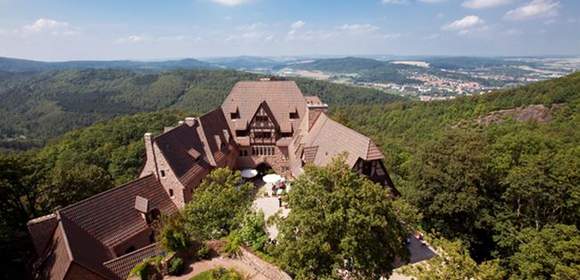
[0,0,579,61]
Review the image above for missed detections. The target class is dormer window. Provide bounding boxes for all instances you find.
[289,111,299,119]
[231,109,240,119]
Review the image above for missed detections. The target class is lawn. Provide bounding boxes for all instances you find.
[189,267,245,280]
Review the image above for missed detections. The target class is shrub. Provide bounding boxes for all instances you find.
[158,214,196,254]
[129,256,163,280]
[168,257,186,276]
[197,243,211,260]
[224,233,242,257]
[236,211,268,252]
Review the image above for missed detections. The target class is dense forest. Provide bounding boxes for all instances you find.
[0,71,578,279]
[332,72,580,278]
[0,69,402,150]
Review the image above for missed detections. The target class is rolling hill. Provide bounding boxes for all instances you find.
[0,56,215,72]
[0,68,403,150]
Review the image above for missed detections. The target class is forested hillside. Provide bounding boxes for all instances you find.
[0,69,402,150]
[285,57,420,84]
[333,72,580,278]
[0,72,578,279]
[0,56,214,72]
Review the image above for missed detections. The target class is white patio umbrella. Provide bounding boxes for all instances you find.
[262,174,282,184]
[240,169,258,179]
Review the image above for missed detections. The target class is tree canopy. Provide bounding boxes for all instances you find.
[274,157,408,280]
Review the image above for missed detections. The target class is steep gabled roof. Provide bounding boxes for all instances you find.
[300,113,384,167]
[59,214,117,279]
[221,81,307,134]
[154,123,213,188]
[197,108,236,166]
[58,174,177,249]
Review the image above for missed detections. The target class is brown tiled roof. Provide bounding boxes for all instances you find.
[27,213,58,255]
[154,123,213,188]
[300,113,384,167]
[302,146,319,163]
[59,214,117,280]
[58,174,177,250]
[222,81,306,135]
[36,222,72,280]
[103,243,163,280]
[197,108,236,167]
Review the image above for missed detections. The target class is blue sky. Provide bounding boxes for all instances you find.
[0,0,579,60]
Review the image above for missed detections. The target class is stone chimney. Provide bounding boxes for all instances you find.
[185,117,197,127]
[306,103,328,132]
[143,132,160,178]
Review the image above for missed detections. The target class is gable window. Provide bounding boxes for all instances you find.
[289,111,299,119]
[169,189,174,197]
[255,116,268,122]
[160,170,166,178]
[254,132,271,139]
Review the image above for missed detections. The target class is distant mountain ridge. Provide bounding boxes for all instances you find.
[0,57,215,72]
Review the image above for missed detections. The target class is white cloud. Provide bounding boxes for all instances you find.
[115,35,149,44]
[381,0,408,4]
[419,0,447,3]
[340,24,380,33]
[21,18,79,36]
[462,0,512,9]
[290,20,305,30]
[504,0,560,21]
[383,33,402,39]
[442,15,485,33]
[210,0,252,6]
[287,21,306,39]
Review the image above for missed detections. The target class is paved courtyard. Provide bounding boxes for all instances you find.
[251,178,290,239]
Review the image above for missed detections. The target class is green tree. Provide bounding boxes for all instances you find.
[275,157,408,280]
[509,224,580,280]
[40,163,113,210]
[0,152,46,279]
[233,210,268,252]
[184,168,253,240]
[403,239,505,280]
[407,128,495,256]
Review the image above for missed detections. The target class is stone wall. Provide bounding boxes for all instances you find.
[235,146,292,178]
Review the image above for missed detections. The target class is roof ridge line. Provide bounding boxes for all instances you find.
[196,117,217,167]
[102,243,159,265]
[58,174,157,213]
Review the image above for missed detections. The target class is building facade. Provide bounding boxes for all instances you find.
[27,80,396,280]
